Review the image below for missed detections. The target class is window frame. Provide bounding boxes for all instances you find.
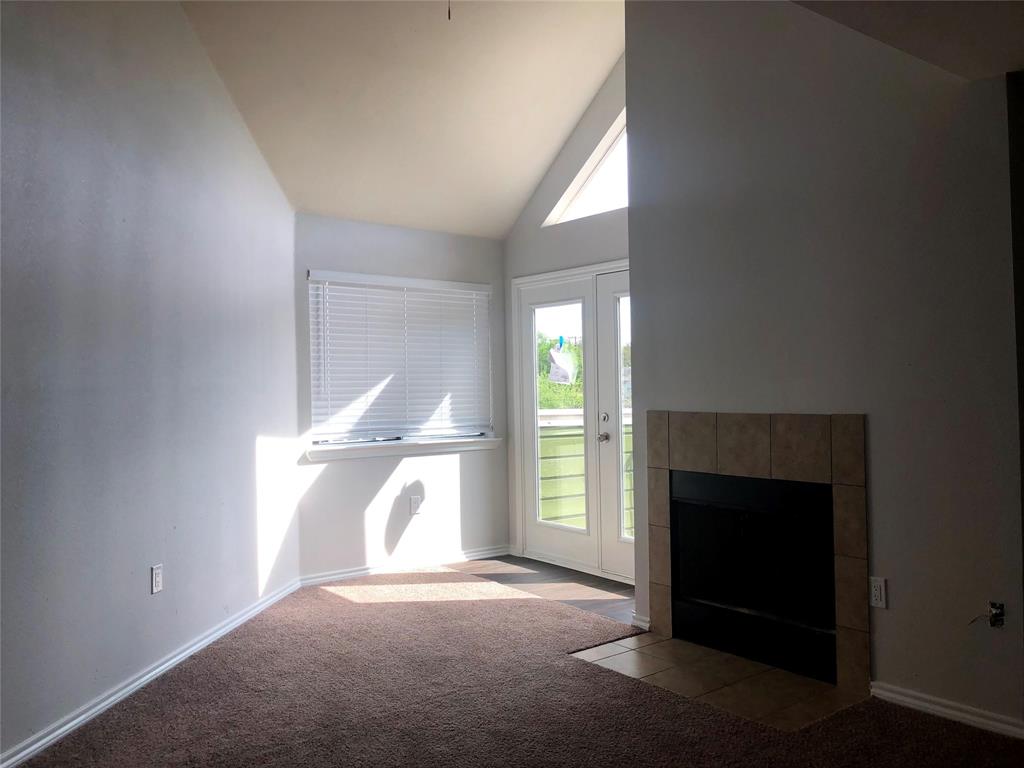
[543,108,628,227]
[305,269,498,461]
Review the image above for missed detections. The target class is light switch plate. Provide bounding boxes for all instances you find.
[151,564,163,594]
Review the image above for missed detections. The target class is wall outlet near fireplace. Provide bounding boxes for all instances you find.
[869,576,887,608]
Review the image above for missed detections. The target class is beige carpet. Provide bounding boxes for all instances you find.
[24,567,1024,767]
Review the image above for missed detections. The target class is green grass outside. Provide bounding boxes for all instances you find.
[538,424,633,536]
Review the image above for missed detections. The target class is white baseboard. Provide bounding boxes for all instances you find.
[459,544,512,561]
[1,543,515,767]
[871,682,1024,740]
[1,579,302,768]
[299,544,511,587]
[631,612,651,630]
[300,562,377,587]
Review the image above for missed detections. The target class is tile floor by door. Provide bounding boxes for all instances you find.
[449,555,637,624]
[451,555,867,732]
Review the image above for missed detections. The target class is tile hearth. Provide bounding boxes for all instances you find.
[573,634,868,731]
[646,410,871,694]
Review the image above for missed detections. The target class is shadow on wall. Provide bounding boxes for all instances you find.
[387,481,424,555]
[289,450,498,583]
[255,432,326,597]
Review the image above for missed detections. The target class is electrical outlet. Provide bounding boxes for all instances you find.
[869,576,887,608]
[151,564,163,595]
[409,495,422,515]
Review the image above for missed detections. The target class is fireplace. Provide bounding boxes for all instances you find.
[647,412,870,694]
[671,470,836,682]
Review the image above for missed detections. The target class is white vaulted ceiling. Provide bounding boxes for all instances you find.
[184,1,624,238]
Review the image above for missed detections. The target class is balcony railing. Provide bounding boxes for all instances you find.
[537,409,633,537]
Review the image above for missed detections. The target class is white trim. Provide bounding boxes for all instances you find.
[0,579,302,768]
[307,269,491,295]
[299,545,511,587]
[870,682,1024,740]
[300,563,378,587]
[305,436,502,462]
[508,275,526,557]
[631,612,651,631]
[509,259,629,289]
[2,545,513,767]
[543,108,627,227]
[508,261,631,586]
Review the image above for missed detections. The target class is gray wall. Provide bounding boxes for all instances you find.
[1,2,298,751]
[294,213,509,578]
[504,55,628,280]
[625,1,1022,719]
[503,56,629,557]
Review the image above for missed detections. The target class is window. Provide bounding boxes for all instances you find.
[543,109,628,227]
[308,271,492,445]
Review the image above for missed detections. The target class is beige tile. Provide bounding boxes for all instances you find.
[643,651,771,698]
[698,682,778,721]
[831,414,866,486]
[669,412,717,473]
[572,643,628,662]
[834,555,869,631]
[833,484,868,559]
[647,468,670,528]
[593,649,675,678]
[717,413,770,478]
[698,669,833,721]
[697,652,773,685]
[636,638,719,665]
[647,411,669,469]
[771,414,831,483]
[614,632,669,649]
[836,627,870,695]
[742,668,833,700]
[643,665,722,698]
[649,582,672,636]
[649,524,671,587]
[759,687,866,731]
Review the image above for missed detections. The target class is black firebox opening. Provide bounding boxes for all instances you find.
[670,470,836,683]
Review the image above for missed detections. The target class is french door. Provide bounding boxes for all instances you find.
[517,268,633,581]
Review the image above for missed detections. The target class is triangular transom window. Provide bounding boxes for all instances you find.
[544,109,628,226]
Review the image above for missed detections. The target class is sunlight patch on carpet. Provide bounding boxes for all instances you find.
[319,567,542,603]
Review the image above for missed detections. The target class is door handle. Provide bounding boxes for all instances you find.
[597,432,611,443]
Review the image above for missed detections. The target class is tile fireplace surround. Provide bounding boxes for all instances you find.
[646,411,870,694]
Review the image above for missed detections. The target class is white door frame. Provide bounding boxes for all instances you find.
[595,270,634,579]
[508,259,631,584]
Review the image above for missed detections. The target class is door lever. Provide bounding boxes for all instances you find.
[597,432,611,443]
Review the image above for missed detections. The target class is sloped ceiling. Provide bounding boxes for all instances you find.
[798,1,1024,80]
[184,1,624,239]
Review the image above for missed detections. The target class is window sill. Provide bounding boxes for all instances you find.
[304,436,503,463]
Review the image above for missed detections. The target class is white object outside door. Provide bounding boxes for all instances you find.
[515,267,634,582]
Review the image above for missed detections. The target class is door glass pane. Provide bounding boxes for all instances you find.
[619,295,634,539]
[535,303,585,529]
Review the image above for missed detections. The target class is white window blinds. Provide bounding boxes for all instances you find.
[308,271,493,444]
